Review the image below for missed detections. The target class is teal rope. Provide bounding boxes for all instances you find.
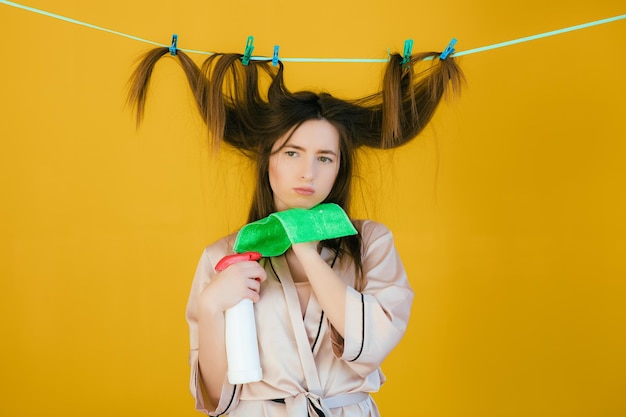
[1,0,167,48]
[453,14,626,57]
[1,0,624,61]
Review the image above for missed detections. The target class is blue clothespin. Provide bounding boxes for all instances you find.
[169,34,178,56]
[242,36,255,65]
[272,45,280,66]
[401,39,413,67]
[440,38,457,60]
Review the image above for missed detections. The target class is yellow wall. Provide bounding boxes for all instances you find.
[1,0,625,416]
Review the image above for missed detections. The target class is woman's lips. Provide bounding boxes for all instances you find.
[293,187,315,196]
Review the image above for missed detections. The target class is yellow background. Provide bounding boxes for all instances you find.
[1,0,625,416]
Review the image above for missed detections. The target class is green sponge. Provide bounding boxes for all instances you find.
[233,203,357,257]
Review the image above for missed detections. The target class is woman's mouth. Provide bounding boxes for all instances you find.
[293,187,315,196]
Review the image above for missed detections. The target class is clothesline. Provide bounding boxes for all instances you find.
[1,0,624,62]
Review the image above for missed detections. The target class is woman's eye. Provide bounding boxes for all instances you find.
[285,151,297,157]
[319,156,333,163]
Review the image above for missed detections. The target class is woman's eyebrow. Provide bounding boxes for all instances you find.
[283,144,304,150]
[284,144,337,156]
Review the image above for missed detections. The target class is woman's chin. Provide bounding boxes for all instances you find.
[278,202,319,211]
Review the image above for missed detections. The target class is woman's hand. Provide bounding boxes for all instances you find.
[199,261,267,313]
[195,259,265,406]
[291,241,319,258]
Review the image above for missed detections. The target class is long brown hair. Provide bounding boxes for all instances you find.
[127,47,464,290]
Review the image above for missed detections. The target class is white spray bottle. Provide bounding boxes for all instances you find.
[215,252,263,384]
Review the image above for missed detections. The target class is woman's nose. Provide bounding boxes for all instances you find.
[299,158,314,180]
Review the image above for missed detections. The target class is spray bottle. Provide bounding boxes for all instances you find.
[215,251,263,384]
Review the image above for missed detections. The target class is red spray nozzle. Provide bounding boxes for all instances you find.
[215,252,263,272]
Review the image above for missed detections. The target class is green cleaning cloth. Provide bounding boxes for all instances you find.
[233,203,357,257]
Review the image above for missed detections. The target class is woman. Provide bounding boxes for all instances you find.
[128,47,463,416]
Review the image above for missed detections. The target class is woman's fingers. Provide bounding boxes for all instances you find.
[200,260,268,309]
[239,261,267,283]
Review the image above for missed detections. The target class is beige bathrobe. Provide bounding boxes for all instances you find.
[186,220,414,416]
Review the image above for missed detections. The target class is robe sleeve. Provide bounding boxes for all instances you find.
[186,242,241,416]
[332,220,414,377]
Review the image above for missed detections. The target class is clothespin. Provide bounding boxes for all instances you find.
[440,38,457,60]
[272,45,280,66]
[401,39,413,67]
[242,36,255,65]
[169,34,178,56]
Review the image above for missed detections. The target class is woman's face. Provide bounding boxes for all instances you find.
[269,119,340,212]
